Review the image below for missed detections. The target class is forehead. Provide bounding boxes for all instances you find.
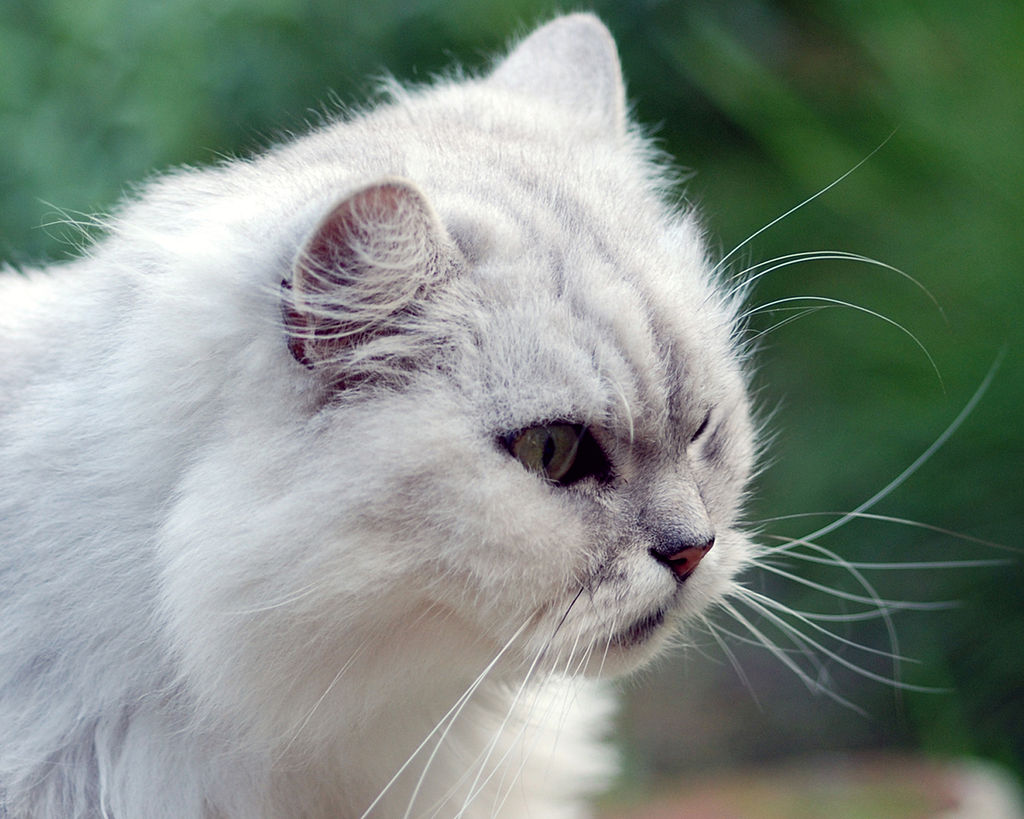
[450,215,733,450]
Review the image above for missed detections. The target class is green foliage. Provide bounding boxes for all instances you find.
[2,0,1021,786]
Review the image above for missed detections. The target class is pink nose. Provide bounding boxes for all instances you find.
[662,538,714,580]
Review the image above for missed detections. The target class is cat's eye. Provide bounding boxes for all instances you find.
[504,423,609,486]
[691,411,712,443]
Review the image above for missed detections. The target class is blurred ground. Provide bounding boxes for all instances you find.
[598,755,1024,819]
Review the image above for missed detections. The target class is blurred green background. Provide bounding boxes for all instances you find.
[2,0,1021,810]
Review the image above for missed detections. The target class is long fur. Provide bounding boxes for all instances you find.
[0,15,756,817]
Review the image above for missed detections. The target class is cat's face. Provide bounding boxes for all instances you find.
[269,174,756,683]
[413,218,754,679]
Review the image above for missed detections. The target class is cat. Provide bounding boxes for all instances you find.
[0,14,758,818]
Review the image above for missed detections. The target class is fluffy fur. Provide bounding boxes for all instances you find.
[0,15,755,818]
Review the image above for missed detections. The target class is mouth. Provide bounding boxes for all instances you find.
[610,607,666,648]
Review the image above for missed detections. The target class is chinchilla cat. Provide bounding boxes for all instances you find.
[0,14,758,818]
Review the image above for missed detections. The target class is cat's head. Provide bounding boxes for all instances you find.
[159,15,757,728]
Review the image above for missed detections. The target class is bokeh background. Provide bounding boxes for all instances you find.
[2,0,1021,813]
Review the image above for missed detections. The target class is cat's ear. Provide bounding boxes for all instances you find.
[282,179,458,379]
[488,14,626,135]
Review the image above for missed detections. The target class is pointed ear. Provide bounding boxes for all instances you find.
[488,14,626,135]
[282,179,457,377]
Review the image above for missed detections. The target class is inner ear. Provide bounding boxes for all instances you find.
[283,179,456,372]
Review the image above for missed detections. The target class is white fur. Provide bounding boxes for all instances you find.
[0,15,755,818]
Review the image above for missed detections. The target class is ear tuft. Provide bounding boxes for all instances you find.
[283,179,456,380]
[488,14,626,135]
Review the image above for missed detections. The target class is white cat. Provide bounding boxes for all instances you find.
[0,15,756,818]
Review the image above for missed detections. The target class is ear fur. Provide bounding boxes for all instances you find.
[283,179,458,380]
[488,14,626,135]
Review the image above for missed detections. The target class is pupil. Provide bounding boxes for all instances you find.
[542,434,556,467]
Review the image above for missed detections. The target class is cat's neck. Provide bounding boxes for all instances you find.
[225,607,545,818]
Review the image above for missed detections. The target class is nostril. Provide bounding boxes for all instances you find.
[650,536,715,581]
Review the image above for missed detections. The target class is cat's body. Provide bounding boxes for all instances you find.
[0,16,754,818]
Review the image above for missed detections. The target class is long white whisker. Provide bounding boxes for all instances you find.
[561,622,587,679]
[746,305,832,341]
[761,511,1018,554]
[799,354,1003,545]
[762,528,918,690]
[726,591,836,684]
[595,612,618,681]
[737,587,915,663]
[753,560,952,610]
[702,615,761,709]
[490,637,596,818]
[731,603,902,624]
[218,579,334,615]
[709,615,815,657]
[714,132,896,278]
[762,536,1007,570]
[453,643,549,817]
[733,592,943,693]
[454,588,587,817]
[276,636,371,761]
[490,603,609,817]
[718,598,865,713]
[741,295,941,382]
[730,250,942,317]
[492,616,618,817]
[405,617,543,819]
[362,617,532,819]
[716,600,836,697]
[422,664,542,818]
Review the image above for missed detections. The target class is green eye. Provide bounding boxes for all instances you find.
[504,423,610,486]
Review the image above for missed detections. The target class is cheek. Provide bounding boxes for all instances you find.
[396,462,594,613]
[696,435,756,525]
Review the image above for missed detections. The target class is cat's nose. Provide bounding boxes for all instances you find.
[649,535,715,580]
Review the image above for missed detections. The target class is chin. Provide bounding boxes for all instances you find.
[545,605,682,680]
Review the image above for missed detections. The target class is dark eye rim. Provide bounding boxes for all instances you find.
[690,410,712,443]
[500,422,612,487]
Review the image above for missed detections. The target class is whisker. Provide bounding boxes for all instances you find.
[714,603,840,696]
[709,616,814,657]
[797,354,1003,545]
[701,615,761,709]
[412,617,554,819]
[746,305,831,341]
[453,648,548,817]
[276,636,371,761]
[361,617,532,819]
[489,605,608,816]
[752,560,953,610]
[713,131,897,278]
[490,649,592,817]
[737,587,916,663]
[512,630,610,808]
[732,592,944,693]
[216,579,335,615]
[762,536,1007,571]
[595,615,617,681]
[740,295,942,384]
[754,605,901,623]
[760,527,932,691]
[453,588,587,817]
[486,673,554,818]
[717,598,866,713]
[730,250,942,319]
[552,586,586,639]
[760,511,1019,554]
